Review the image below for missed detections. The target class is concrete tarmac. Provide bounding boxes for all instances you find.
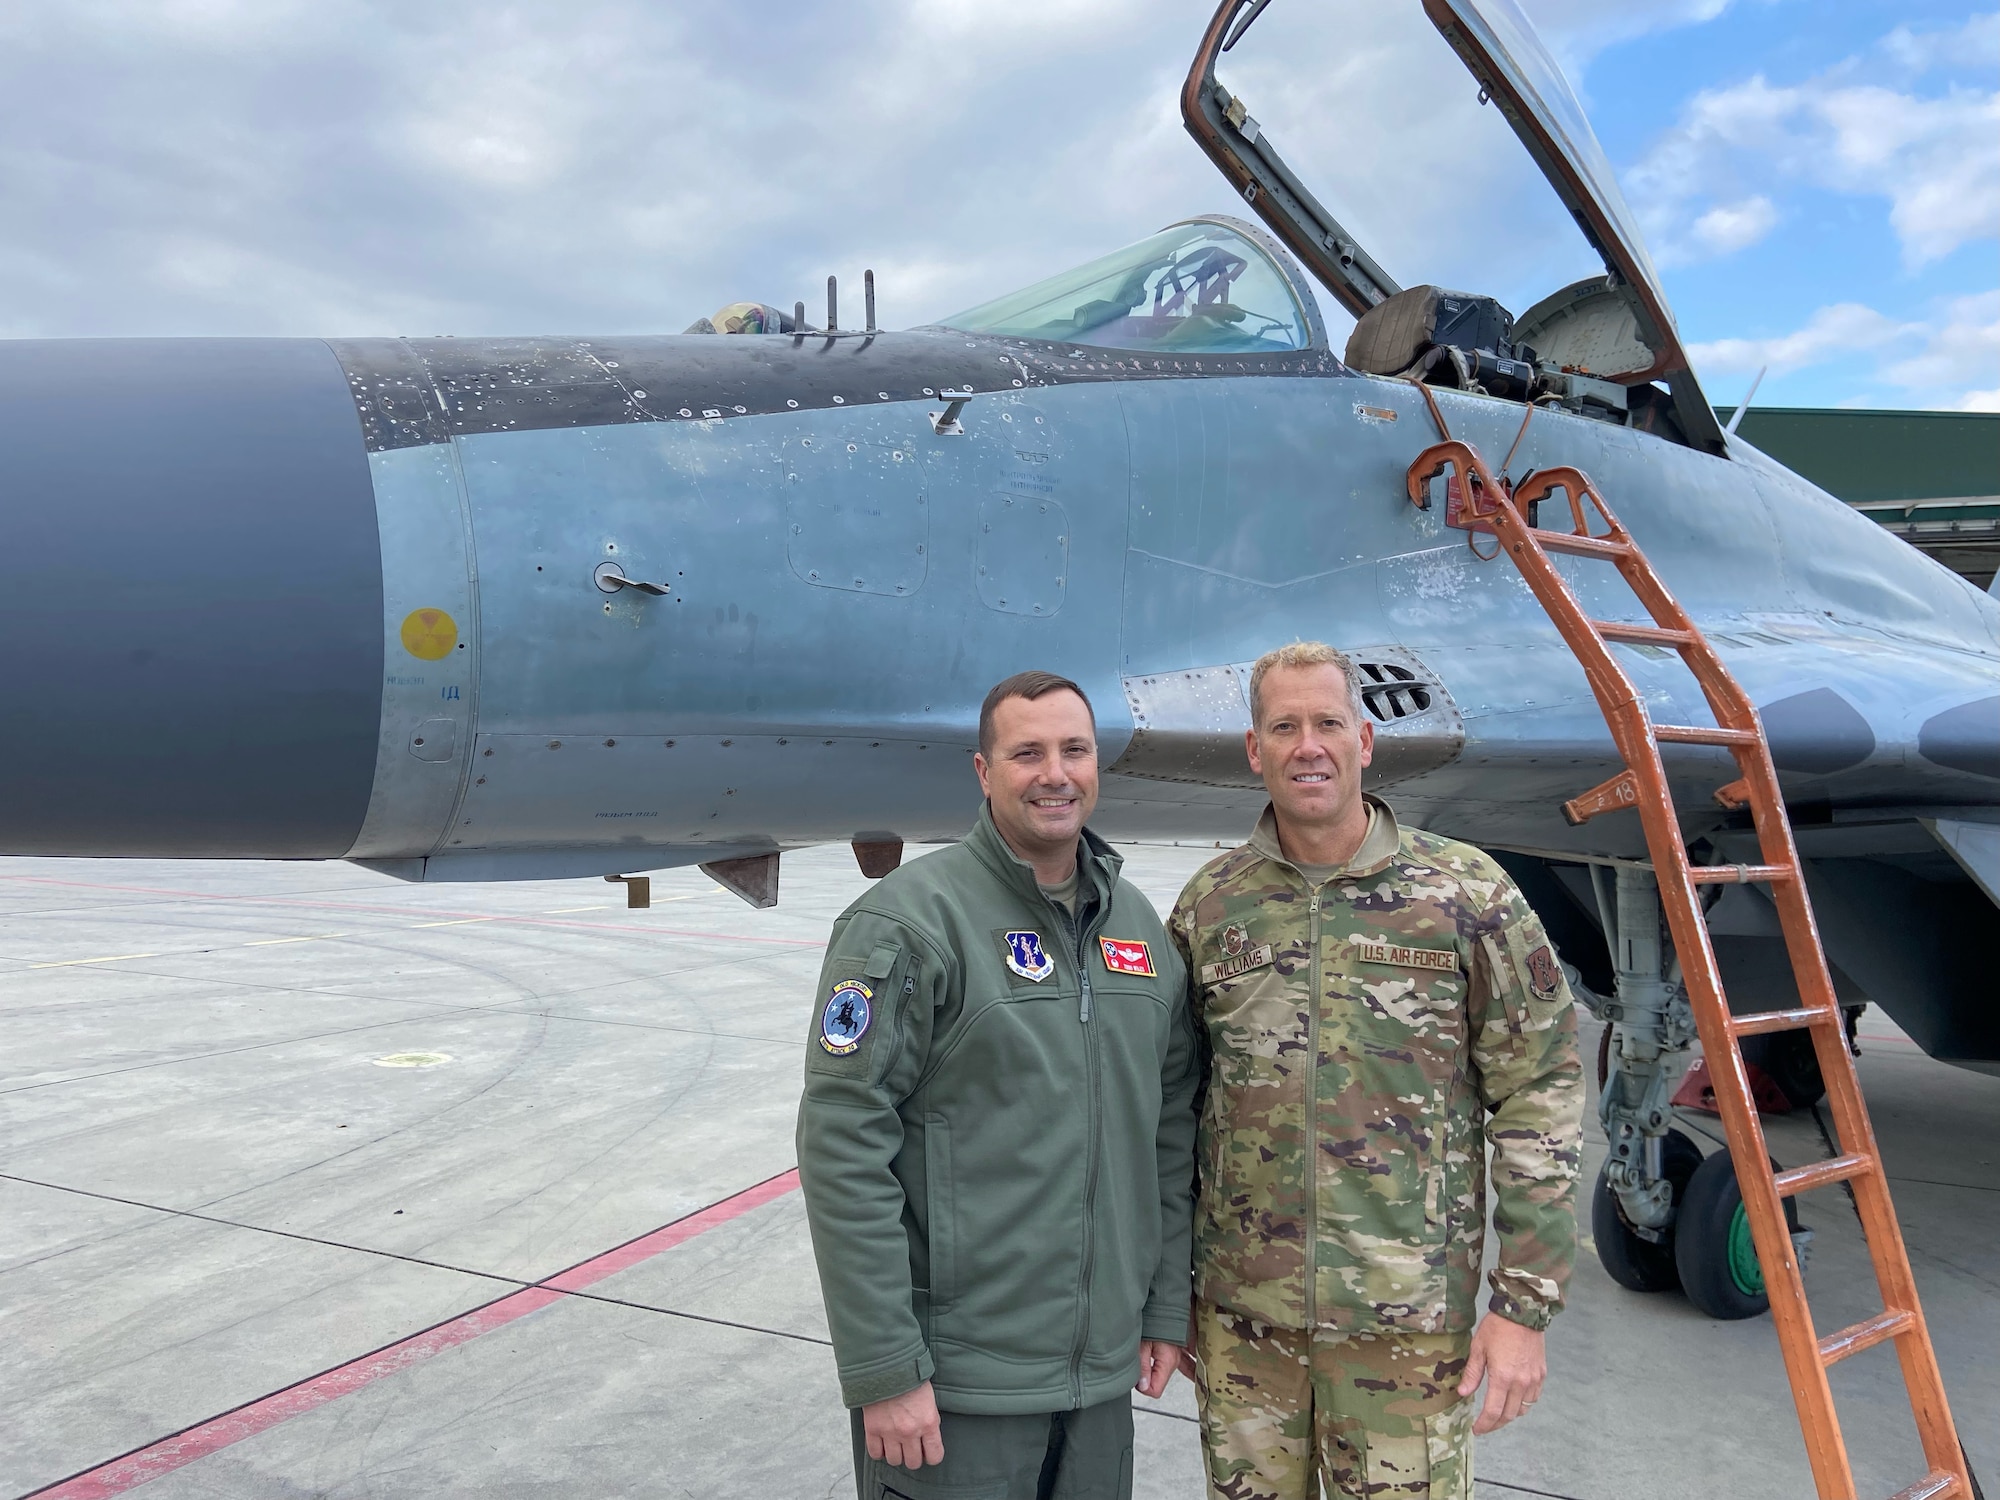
[1,843,1993,1499]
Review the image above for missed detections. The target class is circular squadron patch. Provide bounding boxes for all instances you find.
[819,979,874,1055]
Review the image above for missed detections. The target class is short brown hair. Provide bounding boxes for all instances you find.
[1248,642,1364,728]
[978,670,1095,756]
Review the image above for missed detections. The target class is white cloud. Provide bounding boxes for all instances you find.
[1688,195,1777,256]
[0,0,1744,342]
[1628,12,2000,268]
[1882,291,2000,407]
[1689,291,2000,409]
[1880,12,2000,74]
[1689,302,1917,377]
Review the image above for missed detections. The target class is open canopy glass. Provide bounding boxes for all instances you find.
[941,220,1312,355]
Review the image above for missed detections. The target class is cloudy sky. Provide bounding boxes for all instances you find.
[0,0,1990,410]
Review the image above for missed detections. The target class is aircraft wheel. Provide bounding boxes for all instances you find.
[1592,1128,1703,1292]
[1741,1030,1826,1110]
[1675,1147,1801,1320]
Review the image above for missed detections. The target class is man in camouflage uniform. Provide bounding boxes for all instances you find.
[1170,642,1584,1500]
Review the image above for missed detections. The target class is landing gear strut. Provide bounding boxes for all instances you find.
[1589,867,1699,1285]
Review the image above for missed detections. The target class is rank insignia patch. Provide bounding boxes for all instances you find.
[1003,931,1054,982]
[1526,944,1562,997]
[819,979,873,1055]
[1099,938,1155,977]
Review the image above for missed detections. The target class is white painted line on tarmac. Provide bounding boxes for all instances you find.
[245,934,348,946]
[28,953,158,968]
[409,917,499,928]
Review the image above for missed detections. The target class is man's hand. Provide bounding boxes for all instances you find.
[1135,1338,1182,1399]
[862,1381,944,1470]
[1457,1315,1546,1434]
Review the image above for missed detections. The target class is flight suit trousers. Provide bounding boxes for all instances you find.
[1194,1301,1473,1500]
[850,1394,1134,1500]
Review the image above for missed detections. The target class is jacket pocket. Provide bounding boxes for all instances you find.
[924,1112,955,1314]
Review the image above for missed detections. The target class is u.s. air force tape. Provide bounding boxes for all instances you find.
[1352,938,1458,973]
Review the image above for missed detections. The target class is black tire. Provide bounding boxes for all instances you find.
[1592,1129,1704,1292]
[1675,1147,1801,1320]
[1740,1029,1827,1110]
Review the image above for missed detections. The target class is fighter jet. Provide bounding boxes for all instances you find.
[0,0,1993,1336]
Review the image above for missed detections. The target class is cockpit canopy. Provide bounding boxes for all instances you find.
[941,219,1315,355]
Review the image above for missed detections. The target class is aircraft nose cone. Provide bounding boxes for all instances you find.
[0,338,383,856]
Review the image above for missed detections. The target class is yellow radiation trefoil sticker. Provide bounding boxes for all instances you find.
[400,608,458,660]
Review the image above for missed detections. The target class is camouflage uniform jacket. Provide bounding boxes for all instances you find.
[1170,796,1584,1336]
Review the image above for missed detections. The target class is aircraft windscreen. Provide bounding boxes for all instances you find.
[1435,0,1669,321]
[941,221,1311,354]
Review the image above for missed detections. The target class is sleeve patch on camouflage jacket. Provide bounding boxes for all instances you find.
[1526,944,1561,998]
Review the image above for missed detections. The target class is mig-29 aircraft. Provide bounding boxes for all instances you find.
[1,0,1995,1348]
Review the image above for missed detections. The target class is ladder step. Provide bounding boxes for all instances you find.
[1561,769,1639,826]
[1536,531,1630,560]
[1595,620,1695,647]
[1886,1471,1960,1500]
[1732,1006,1837,1037]
[1712,777,1751,810]
[1774,1152,1872,1198]
[1654,723,1760,746]
[1819,1308,1915,1367]
[1688,863,1794,885]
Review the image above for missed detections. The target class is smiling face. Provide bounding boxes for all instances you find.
[1246,662,1374,844]
[974,688,1100,870]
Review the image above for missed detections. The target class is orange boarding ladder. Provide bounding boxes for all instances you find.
[1402,431,1970,1500]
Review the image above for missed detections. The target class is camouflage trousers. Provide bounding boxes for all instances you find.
[1194,1301,1473,1500]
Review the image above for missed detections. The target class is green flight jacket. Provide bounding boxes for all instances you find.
[797,806,1202,1415]
[1171,798,1585,1337]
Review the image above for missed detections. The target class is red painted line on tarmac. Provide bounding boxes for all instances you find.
[0,874,824,949]
[24,1168,802,1500]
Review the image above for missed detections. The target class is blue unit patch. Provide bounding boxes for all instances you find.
[1004,930,1054,982]
[820,979,874,1055]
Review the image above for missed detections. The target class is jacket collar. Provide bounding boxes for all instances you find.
[964,801,1122,909]
[1246,794,1401,881]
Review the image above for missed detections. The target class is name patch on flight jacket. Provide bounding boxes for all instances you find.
[1099,937,1155,976]
[1353,938,1459,974]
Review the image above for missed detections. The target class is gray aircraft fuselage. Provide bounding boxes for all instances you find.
[3,275,1997,1062]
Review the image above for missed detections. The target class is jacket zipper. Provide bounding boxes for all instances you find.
[1057,891,1101,1405]
[1305,887,1320,1331]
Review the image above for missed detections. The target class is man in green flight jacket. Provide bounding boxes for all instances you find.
[798,670,1203,1499]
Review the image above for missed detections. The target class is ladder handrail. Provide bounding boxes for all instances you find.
[1404,437,1970,1500]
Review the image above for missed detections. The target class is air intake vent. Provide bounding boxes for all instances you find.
[1357,660,1432,721]
[1106,644,1463,791]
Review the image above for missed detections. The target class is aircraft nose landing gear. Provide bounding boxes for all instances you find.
[1589,866,1705,1287]
[1591,1127,1703,1293]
